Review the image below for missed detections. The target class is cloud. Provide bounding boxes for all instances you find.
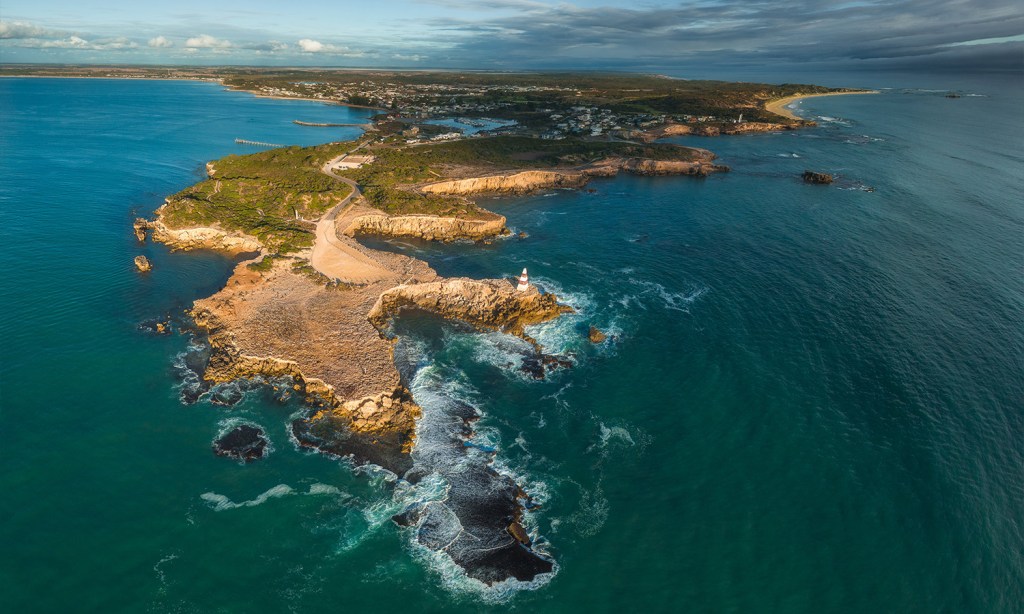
[185,34,231,49]
[298,38,325,53]
[420,0,1024,71]
[0,20,66,39]
[296,38,364,56]
[1,2,1019,70]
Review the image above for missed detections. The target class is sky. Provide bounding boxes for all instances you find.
[1,0,1021,73]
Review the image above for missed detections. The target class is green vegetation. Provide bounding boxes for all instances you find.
[161,143,353,253]
[338,136,702,216]
[246,254,281,271]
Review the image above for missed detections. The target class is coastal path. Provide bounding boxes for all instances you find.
[309,151,396,284]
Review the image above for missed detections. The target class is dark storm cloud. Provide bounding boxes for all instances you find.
[423,0,1023,70]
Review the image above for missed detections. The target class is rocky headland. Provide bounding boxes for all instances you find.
[143,136,720,586]
[417,154,728,197]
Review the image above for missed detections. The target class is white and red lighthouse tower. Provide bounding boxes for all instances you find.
[516,268,530,291]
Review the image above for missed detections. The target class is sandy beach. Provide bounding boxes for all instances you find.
[766,90,879,120]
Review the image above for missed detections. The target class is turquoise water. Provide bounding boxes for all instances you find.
[1,76,1022,612]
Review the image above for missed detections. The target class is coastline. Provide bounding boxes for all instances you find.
[766,90,879,120]
[0,74,387,111]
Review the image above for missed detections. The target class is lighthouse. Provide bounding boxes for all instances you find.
[516,268,530,291]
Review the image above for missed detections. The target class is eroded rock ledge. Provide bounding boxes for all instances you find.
[343,211,508,242]
[136,217,262,253]
[417,155,728,197]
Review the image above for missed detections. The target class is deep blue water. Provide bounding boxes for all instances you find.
[0,75,1021,612]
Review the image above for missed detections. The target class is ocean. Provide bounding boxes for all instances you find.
[0,75,1021,612]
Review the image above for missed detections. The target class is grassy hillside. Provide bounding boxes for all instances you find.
[160,144,352,252]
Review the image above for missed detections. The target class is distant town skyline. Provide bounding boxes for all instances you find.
[1,0,1021,73]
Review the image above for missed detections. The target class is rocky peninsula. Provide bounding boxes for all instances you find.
[141,135,723,585]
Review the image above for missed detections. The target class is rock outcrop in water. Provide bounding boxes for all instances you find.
[213,425,268,462]
[134,255,152,272]
[803,170,834,184]
[393,394,555,585]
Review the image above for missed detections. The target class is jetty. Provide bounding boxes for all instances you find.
[293,120,370,128]
[235,138,283,148]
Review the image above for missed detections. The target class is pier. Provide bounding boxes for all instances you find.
[293,120,370,128]
[235,138,284,148]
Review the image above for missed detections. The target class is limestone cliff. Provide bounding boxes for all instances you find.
[618,157,729,176]
[369,278,573,340]
[419,170,590,196]
[343,212,508,242]
[417,156,726,197]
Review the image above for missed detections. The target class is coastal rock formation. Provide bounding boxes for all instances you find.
[618,157,729,176]
[133,218,149,242]
[393,392,555,585]
[418,156,726,197]
[344,211,508,242]
[134,255,152,272]
[213,425,268,462]
[186,254,433,473]
[369,278,573,340]
[149,220,262,253]
[420,170,590,195]
[803,170,834,184]
[588,326,607,343]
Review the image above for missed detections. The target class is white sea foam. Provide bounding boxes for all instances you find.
[625,278,707,312]
[568,484,610,538]
[407,539,558,604]
[466,330,535,376]
[598,422,636,448]
[201,484,296,511]
[200,482,348,512]
[153,553,179,594]
[307,483,343,496]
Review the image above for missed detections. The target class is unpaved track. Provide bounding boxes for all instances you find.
[309,153,396,284]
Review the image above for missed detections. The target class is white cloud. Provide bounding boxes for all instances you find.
[148,36,172,48]
[298,38,325,53]
[296,38,364,56]
[185,34,231,49]
[9,35,138,50]
[0,20,65,39]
